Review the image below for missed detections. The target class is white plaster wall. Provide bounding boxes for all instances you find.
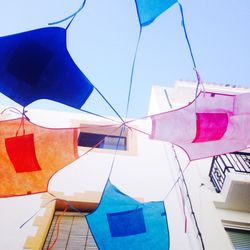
[1,81,250,249]
[0,104,201,250]
[149,83,250,250]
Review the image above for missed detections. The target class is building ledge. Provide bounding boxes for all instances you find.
[214,173,250,213]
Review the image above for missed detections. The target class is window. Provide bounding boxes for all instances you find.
[23,192,101,250]
[78,132,127,151]
[43,212,97,250]
[71,120,137,155]
[225,228,250,250]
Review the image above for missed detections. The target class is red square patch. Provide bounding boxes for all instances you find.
[5,134,41,173]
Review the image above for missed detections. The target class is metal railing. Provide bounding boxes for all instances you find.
[209,152,250,193]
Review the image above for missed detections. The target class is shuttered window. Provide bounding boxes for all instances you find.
[225,228,250,250]
[43,212,98,250]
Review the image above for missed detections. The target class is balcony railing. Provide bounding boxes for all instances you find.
[209,152,250,193]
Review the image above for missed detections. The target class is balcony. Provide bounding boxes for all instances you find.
[209,152,250,193]
[209,152,250,212]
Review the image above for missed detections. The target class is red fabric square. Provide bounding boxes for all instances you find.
[193,113,228,143]
[5,134,41,173]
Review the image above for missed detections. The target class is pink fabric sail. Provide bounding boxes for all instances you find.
[150,92,250,160]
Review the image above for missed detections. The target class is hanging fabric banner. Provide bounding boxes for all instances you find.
[0,27,93,108]
[150,92,250,160]
[86,181,170,250]
[135,0,177,26]
[0,118,78,197]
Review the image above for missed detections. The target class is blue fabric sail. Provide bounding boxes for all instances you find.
[0,27,93,108]
[135,0,177,26]
[86,181,170,250]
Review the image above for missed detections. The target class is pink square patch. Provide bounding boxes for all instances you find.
[193,113,228,143]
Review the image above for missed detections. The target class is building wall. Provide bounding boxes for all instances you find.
[0,103,199,249]
[149,81,250,250]
[0,81,249,249]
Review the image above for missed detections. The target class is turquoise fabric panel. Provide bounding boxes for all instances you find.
[135,0,177,26]
[87,181,170,250]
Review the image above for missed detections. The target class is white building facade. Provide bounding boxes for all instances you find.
[0,80,249,249]
[149,81,250,250]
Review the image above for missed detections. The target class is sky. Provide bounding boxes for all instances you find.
[0,3,249,248]
[0,0,249,119]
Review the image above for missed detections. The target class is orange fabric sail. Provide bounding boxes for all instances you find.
[0,118,78,197]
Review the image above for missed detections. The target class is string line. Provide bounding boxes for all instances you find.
[106,124,126,181]
[48,0,87,29]
[19,198,57,229]
[0,106,122,129]
[178,173,187,233]
[178,2,205,99]
[101,26,143,182]
[124,26,142,120]
[163,162,190,200]
[164,88,205,249]
[94,86,124,123]
[20,192,89,230]
[178,2,196,68]
[48,203,68,250]
[48,0,127,127]
[171,144,205,249]
[80,108,121,123]
[0,106,156,142]
[0,105,121,125]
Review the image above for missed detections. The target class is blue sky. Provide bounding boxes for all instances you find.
[0,0,249,119]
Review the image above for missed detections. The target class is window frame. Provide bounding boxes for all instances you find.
[23,192,100,250]
[71,119,138,156]
[77,131,127,151]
